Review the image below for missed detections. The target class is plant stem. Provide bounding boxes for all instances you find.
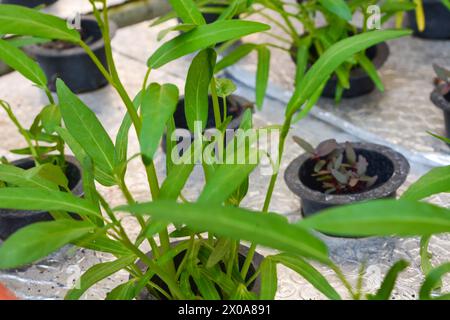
[210,77,222,128]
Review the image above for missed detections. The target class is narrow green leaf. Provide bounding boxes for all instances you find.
[259,258,277,299]
[119,201,329,263]
[401,166,450,201]
[319,0,352,20]
[56,80,116,185]
[271,253,341,300]
[255,46,270,109]
[357,53,384,92]
[0,187,101,218]
[75,235,131,256]
[0,5,80,42]
[140,83,179,163]
[147,20,270,69]
[190,266,221,300]
[0,220,95,269]
[0,38,46,87]
[40,104,61,133]
[215,43,257,72]
[55,127,116,187]
[286,30,411,116]
[0,164,57,190]
[206,238,231,268]
[106,281,136,300]
[367,260,409,300]
[167,0,206,25]
[300,199,450,237]
[114,91,142,171]
[65,255,136,300]
[419,263,450,300]
[184,48,216,132]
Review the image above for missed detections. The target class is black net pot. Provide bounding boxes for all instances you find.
[26,17,116,93]
[1,0,57,7]
[0,156,83,240]
[431,89,450,143]
[407,0,450,39]
[284,142,410,218]
[132,242,263,300]
[291,42,389,99]
[161,94,254,156]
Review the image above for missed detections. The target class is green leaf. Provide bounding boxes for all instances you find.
[157,23,197,41]
[119,201,329,263]
[401,166,450,201]
[190,265,221,300]
[255,46,270,109]
[259,258,277,299]
[206,237,231,268]
[56,80,116,186]
[40,104,61,134]
[215,43,257,72]
[0,187,101,218]
[65,255,136,300]
[198,161,258,205]
[357,53,384,92]
[114,91,142,172]
[147,20,270,69]
[140,83,179,163]
[167,0,206,25]
[75,235,131,256]
[106,281,136,300]
[299,199,450,237]
[367,260,409,300]
[271,253,341,300]
[55,127,115,187]
[0,220,95,269]
[319,0,352,21]
[0,164,57,190]
[419,263,450,300]
[0,5,80,42]
[286,30,411,116]
[215,78,237,98]
[28,162,68,189]
[184,48,216,132]
[0,38,46,87]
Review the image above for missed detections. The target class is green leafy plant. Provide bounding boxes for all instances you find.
[1,1,448,301]
[293,137,378,194]
[234,0,416,102]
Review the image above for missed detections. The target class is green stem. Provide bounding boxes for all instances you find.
[210,77,222,128]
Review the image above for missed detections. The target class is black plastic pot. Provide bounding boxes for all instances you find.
[431,89,450,141]
[26,17,116,93]
[1,0,57,7]
[161,94,254,154]
[133,242,263,300]
[285,142,410,218]
[407,0,450,39]
[0,156,83,240]
[291,42,389,99]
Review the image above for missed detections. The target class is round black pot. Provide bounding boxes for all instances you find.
[1,0,57,7]
[161,94,254,154]
[26,17,116,93]
[285,142,410,218]
[133,242,263,300]
[291,42,389,99]
[430,89,450,141]
[407,0,450,39]
[0,156,83,240]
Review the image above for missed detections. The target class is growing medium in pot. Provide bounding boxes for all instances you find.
[285,139,410,217]
[26,17,114,93]
[0,156,83,240]
[2,0,57,7]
